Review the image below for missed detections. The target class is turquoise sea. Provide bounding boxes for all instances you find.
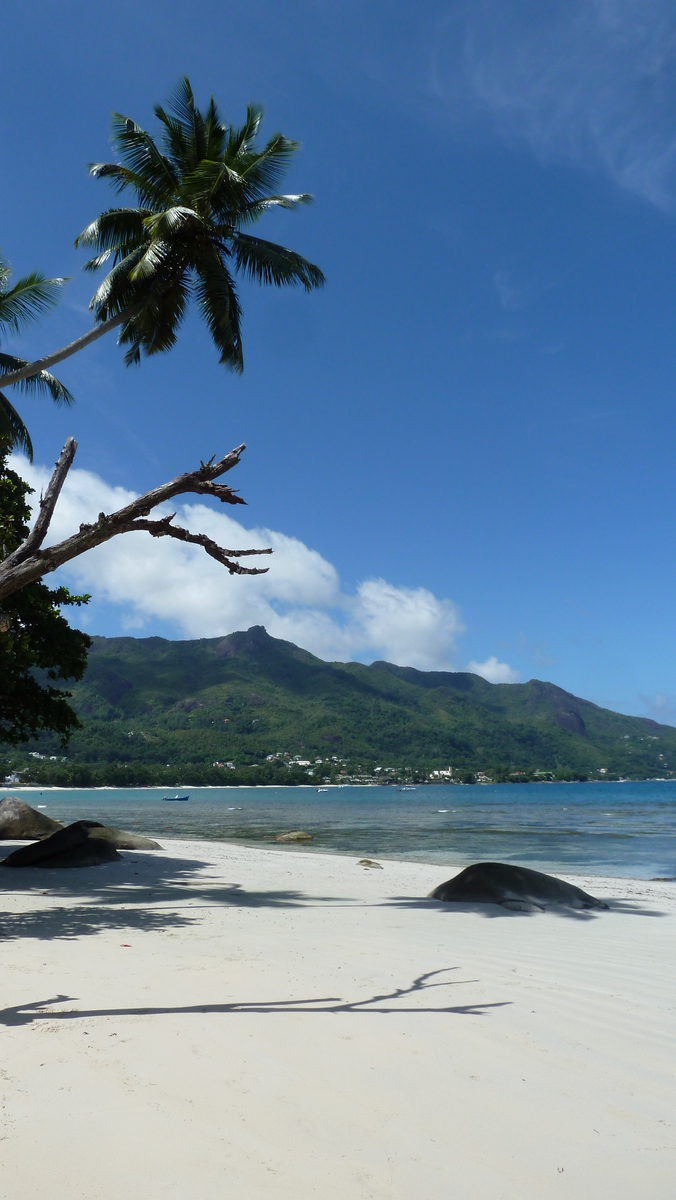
[4,780,676,880]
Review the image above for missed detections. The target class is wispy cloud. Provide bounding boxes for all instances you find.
[517,633,558,670]
[431,0,676,208]
[12,455,495,674]
[639,691,676,726]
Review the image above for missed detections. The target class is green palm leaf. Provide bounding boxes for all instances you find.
[0,390,34,459]
[225,104,264,159]
[0,255,72,454]
[0,256,67,337]
[193,248,243,370]
[109,113,178,200]
[0,354,74,406]
[231,233,325,291]
[75,208,150,256]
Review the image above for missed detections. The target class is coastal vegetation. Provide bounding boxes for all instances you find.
[4,625,675,786]
[0,457,90,746]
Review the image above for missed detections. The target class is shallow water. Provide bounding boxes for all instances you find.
[5,780,676,880]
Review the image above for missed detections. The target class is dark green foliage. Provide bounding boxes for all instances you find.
[75,77,324,371]
[0,458,91,745]
[8,625,676,780]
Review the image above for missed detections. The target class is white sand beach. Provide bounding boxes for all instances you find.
[1,839,674,1199]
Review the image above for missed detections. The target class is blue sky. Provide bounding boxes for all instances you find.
[3,0,676,721]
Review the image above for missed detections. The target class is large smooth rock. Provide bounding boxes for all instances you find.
[1,821,121,868]
[0,796,62,840]
[75,820,161,850]
[429,862,609,912]
[275,830,314,842]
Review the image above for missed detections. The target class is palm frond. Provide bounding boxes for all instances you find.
[118,272,191,362]
[0,353,74,406]
[75,207,149,251]
[153,108,191,174]
[235,193,314,227]
[89,245,147,319]
[142,206,202,241]
[128,238,175,284]
[0,390,34,459]
[182,159,243,213]
[75,208,150,272]
[157,81,227,177]
[0,271,67,336]
[168,76,207,166]
[236,133,300,199]
[193,249,243,371]
[109,113,178,200]
[203,96,227,160]
[86,163,171,208]
[231,233,325,291]
[225,103,264,159]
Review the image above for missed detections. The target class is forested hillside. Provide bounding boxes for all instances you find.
[5,625,675,786]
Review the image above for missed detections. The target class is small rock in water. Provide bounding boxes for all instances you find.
[357,858,383,869]
[275,831,313,842]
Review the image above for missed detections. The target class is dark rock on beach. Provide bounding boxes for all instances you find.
[73,821,161,850]
[429,862,609,912]
[0,797,63,840]
[1,821,121,868]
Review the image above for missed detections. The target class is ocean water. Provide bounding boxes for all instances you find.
[5,780,676,880]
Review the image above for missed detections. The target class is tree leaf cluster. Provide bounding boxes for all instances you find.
[0,456,91,745]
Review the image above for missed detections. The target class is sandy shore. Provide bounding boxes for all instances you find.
[1,839,674,1199]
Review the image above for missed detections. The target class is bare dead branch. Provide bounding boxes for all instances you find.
[0,438,271,601]
[130,516,272,574]
[2,438,78,571]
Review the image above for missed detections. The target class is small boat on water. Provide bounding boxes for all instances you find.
[162,795,189,802]
[317,787,330,793]
[398,786,416,791]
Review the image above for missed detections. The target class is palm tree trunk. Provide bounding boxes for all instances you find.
[0,307,138,387]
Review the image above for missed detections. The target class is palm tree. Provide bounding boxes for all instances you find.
[0,256,73,459]
[1,78,324,389]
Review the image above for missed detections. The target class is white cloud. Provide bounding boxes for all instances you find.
[432,0,676,208]
[467,655,520,684]
[11,454,482,673]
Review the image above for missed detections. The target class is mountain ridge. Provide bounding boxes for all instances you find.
[6,624,675,786]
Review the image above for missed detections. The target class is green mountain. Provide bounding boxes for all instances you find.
[6,625,676,785]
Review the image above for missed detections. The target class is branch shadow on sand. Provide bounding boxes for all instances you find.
[0,968,509,1027]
